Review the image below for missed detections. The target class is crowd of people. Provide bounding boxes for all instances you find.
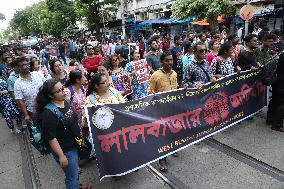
[0,25,283,189]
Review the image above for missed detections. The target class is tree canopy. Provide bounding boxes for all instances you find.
[9,0,78,37]
[172,0,235,26]
[74,0,119,35]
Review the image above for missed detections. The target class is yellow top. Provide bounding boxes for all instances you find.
[148,69,178,94]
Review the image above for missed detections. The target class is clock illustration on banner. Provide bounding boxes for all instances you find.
[92,107,114,130]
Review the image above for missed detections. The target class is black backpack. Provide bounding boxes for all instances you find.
[261,51,283,85]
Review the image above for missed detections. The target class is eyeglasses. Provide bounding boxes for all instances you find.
[54,86,65,94]
[98,81,108,85]
[87,48,94,50]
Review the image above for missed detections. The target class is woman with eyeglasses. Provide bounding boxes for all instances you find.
[36,79,92,189]
[109,54,124,78]
[49,59,68,85]
[65,70,87,135]
[82,72,125,130]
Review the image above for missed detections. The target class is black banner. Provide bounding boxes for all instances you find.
[86,70,267,180]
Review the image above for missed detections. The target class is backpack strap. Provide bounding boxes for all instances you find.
[44,102,62,122]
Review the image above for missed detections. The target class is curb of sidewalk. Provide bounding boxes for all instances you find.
[19,129,42,189]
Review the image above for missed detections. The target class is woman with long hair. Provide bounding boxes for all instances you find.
[49,59,68,85]
[124,49,149,100]
[65,70,87,135]
[35,79,92,189]
[109,54,124,78]
[209,42,241,78]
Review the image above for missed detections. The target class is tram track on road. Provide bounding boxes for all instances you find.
[203,137,284,182]
[19,129,42,189]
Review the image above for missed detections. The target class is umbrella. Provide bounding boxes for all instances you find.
[190,20,209,25]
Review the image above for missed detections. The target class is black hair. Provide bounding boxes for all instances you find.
[193,41,205,51]
[208,39,216,50]
[160,51,172,62]
[65,69,83,87]
[183,41,193,52]
[271,29,280,36]
[30,59,40,72]
[147,37,158,46]
[261,33,273,41]
[49,59,62,73]
[13,56,27,67]
[228,34,238,41]
[35,79,60,114]
[69,59,79,66]
[86,72,105,96]
[85,44,93,51]
[218,42,233,56]
[244,34,257,44]
[198,32,206,39]
[174,35,181,43]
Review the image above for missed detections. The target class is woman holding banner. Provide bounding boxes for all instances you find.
[124,49,149,100]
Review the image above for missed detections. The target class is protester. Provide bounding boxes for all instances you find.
[205,39,221,66]
[183,42,216,89]
[36,79,92,189]
[227,34,242,63]
[170,35,183,85]
[182,41,194,71]
[97,64,115,89]
[125,49,149,100]
[7,61,20,99]
[270,29,284,54]
[109,54,124,78]
[209,42,241,78]
[82,44,103,74]
[1,54,14,81]
[198,33,209,52]
[58,40,67,65]
[256,33,273,65]
[266,52,284,132]
[49,59,68,85]
[14,56,46,123]
[114,48,128,69]
[237,34,261,71]
[0,78,22,133]
[146,38,162,73]
[65,70,87,135]
[30,59,51,79]
[148,51,178,172]
[82,72,125,131]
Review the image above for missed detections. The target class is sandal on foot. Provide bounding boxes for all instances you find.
[172,152,179,157]
[159,160,168,173]
[79,184,93,189]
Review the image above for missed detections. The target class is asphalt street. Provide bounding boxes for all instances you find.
[0,107,283,189]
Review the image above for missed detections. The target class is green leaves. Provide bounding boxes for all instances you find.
[172,0,235,25]
[9,0,78,37]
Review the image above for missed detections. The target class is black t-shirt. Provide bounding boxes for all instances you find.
[170,46,183,72]
[41,101,80,152]
[236,50,258,71]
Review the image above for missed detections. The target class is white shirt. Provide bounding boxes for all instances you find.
[14,71,46,113]
[109,43,116,55]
